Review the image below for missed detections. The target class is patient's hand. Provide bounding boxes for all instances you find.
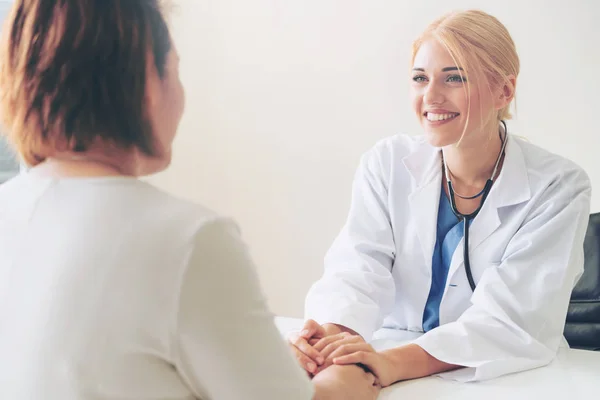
[312,364,380,400]
[309,332,368,375]
[288,319,363,376]
[287,319,327,375]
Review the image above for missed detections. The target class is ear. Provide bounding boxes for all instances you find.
[495,74,516,110]
[145,52,162,110]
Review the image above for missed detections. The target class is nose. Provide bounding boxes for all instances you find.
[423,81,445,105]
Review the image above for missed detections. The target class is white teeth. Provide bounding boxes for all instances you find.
[426,112,458,122]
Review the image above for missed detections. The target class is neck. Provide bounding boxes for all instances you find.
[31,149,140,178]
[38,158,128,178]
[442,122,505,188]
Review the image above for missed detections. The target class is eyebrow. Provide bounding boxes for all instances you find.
[412,67,464,72]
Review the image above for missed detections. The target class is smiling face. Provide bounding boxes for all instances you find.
[410,39,498,148]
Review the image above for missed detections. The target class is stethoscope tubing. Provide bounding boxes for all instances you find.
[444,121,508,291]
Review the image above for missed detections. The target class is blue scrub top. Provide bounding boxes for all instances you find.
[422,189,464,332]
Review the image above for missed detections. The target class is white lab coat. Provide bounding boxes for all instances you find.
[305,133,592,382]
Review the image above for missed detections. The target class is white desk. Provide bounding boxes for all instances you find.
[275,317,600,399]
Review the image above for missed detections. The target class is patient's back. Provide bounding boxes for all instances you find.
[0,173,313,400]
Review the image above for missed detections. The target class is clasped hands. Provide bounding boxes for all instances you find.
[288,319,396,387]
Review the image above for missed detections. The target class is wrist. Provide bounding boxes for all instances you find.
[312,381,334,400]
[322,323,360,337]
[382,344,460,382]
[311,368,344,400]
[321,323,343,336]
[381,347,410,382]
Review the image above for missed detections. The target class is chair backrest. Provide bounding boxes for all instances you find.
[564,213,600,350]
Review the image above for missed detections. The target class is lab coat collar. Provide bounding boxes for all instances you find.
[402,134,532,282]
[487,135,532,209]
[402,133,532,213]
[403,139,443,279]
[402,136,441,189]
[448,135,532,283]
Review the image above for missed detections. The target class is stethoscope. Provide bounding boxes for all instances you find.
[442,120,508,291]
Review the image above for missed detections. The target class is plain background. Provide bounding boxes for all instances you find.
[0,1,19,182]
[150,0,600,317]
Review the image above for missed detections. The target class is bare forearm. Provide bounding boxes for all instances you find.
[312,383,346,400]
[312,384,333,400]
[311,364,380,400]
[383,343,461,382]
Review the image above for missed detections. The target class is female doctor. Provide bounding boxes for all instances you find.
[288,9,592,386]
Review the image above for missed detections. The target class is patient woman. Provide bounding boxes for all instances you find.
[0,1,379,399]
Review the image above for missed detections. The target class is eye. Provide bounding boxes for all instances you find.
[412,75,428,83]
[447,74,467,83]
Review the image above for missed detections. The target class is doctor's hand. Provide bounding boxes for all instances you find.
[312,333,396,387]
[288,319,360,376]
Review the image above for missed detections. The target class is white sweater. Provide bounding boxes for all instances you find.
[0,174,313,400]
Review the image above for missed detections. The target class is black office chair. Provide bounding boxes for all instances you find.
[564,213,600,351]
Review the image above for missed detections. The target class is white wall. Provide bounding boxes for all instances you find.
[150,0,600,317]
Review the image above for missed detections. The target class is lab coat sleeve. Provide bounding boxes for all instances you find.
[172,218,314,400]
[414,167,592,382]
[305,147,396,340]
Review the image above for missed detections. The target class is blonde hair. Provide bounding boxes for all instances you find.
[412,10,520,135]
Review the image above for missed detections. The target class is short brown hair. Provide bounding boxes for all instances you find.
[0,0,172,165]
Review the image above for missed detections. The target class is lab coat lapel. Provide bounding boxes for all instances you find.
[447,135,532,282]
[403,142,442,278]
